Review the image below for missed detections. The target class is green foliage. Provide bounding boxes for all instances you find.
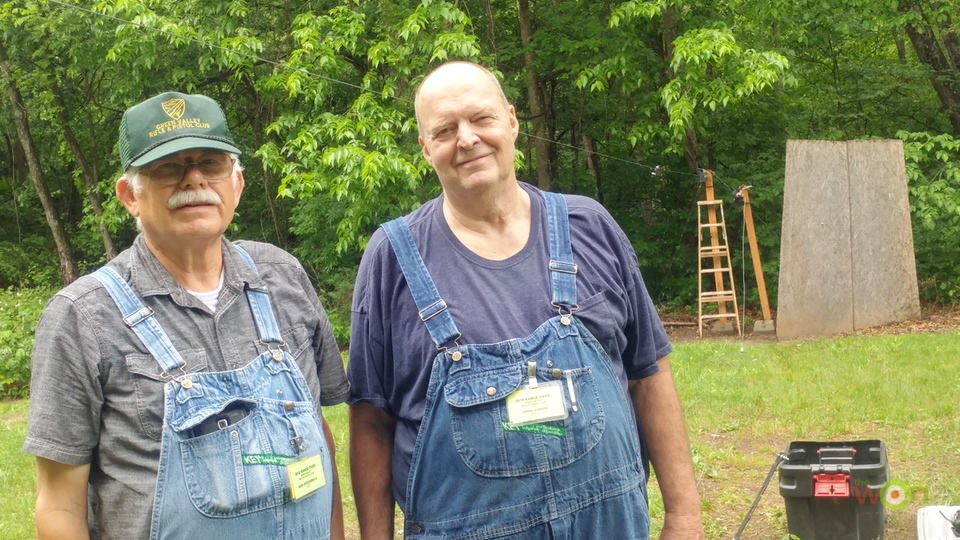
[0,288,53,397]
[286,194,361,345]
[663,27,792,138]
[578,2,792,154]
[898,131,960,302]
[258,0,479,255]
[2,0,960,319]
[0,239,61,289]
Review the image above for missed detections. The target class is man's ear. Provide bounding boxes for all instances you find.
[116,176,140,217]
[233,171,245,205]
[419,136,434,167]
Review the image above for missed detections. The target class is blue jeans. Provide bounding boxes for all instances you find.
[383,191,650,539]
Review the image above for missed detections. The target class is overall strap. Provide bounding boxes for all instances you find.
[543,191,579,311]
[233,245,284,345]
[91,267,187,375]
[382,217,461,349]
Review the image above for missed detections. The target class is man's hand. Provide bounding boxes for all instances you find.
[660,512,706,540]
[630,357,705,539]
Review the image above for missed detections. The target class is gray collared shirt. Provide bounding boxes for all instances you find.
[23,235,349,540]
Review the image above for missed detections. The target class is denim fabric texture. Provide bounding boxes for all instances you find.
[382,191,650,539]
[91,247,333,540]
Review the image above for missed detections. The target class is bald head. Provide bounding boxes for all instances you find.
[414,62,510,136]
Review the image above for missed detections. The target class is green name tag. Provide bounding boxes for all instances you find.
[242,454,295,466]
[502,422,566,438]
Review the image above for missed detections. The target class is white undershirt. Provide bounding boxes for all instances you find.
[184,269,225,312]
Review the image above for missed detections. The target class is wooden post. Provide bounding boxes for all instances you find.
[738,186,773,322]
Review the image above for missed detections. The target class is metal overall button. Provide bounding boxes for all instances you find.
[486,386,497,396]
[284,401,294,411]
[262,340,287,361]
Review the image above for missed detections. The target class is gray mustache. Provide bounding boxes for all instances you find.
[167,189,223,209]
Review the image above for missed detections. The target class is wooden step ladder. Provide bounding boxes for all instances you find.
[697,199,742,337]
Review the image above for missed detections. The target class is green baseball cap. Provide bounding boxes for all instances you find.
[118,92,242,171]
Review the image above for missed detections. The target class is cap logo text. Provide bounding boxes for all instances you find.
[149,98,210,138]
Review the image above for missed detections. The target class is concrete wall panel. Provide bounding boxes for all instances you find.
[777,140,854,340]
[777,139,920,340]
[848,140,921,328]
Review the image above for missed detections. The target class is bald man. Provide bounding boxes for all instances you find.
[347,61,703,539]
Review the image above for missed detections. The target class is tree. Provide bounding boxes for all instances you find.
[2,0,960,312]
[516,0,550,190]
[899,0,960,133]
[0,37,78,284]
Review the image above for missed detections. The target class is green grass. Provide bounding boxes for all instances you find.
[667,331,960,539]
[3,331,959,539]
[0,399,34,539]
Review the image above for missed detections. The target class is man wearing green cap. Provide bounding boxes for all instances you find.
[24,92,348,540]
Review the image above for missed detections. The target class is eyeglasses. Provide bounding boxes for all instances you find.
[139,154,236,186]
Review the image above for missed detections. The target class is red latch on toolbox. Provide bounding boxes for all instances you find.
[813,473,850,497]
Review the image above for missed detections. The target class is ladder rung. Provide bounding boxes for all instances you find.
[700,299,737,306]
[700,291,736,300]
[700,267,730,273]
[701,289,733,296]
[700,313,739,320]
[700,222,726,229]
[697,200,724,206]
[700,248,729,257]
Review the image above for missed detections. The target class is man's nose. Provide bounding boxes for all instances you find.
[179,162,208,186]
[457,124,481,148]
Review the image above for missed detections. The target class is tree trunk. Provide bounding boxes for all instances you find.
[50,78,118,260]
[1,133,24,243]
[900,0,960,133]
[482,0,498,56]
[517,0,551,190]
[582,133,602,204]
[0,39,79,285]
[245,82,287,249]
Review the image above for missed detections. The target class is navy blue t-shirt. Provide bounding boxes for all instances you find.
[347,183,672,507]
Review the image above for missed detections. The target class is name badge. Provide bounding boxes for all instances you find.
[287,454,325,499]
[505,381,568,426]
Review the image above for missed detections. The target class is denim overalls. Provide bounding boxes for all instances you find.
[92,246,333,540]
[382,191,650,539]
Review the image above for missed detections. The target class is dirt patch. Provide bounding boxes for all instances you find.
[662,304,960,343]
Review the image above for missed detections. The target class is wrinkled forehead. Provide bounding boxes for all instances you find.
[415,63,507,123]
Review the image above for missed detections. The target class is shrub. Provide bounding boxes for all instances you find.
[0,288,55,397]
[898,131,960,303]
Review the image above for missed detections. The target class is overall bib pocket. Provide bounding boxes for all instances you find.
[444,362,605,477]
[178,397,326,517]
